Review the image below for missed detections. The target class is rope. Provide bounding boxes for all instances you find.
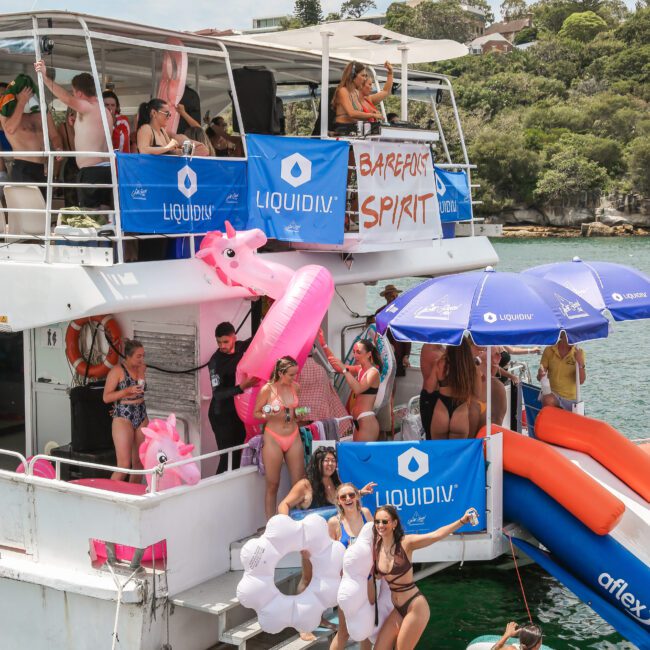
[505,532,534,624]
[106,562,141,649]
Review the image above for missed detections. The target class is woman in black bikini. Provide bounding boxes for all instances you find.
[420,337,480,440]
[135,98,207,156]
[331,61,382,135]
[103,339,148,482]
[372,504,478,650]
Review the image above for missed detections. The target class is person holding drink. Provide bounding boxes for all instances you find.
[103,339,148,482]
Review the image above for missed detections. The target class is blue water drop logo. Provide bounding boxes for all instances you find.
[290,161,302,178]
[407,456,420,473]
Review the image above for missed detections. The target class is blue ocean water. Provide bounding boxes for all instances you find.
[373,237,650,649]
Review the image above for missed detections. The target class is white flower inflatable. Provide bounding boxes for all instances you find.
[236,513,345,633]
[337,522,393,642]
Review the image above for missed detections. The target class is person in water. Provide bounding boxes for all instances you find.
[491,621,544,650]
[328,482,373,650]
[372,504,478,650]
[333,339,382,442]
[254,356,306,520]
[103,339,148,482]
[420,337,480,439]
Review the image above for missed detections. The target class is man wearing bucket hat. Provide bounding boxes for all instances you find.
[375,284,411,377]
[0,72,62,193]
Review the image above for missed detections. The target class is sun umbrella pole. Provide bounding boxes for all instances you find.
[575,360,581,403]
[486,346,492,437]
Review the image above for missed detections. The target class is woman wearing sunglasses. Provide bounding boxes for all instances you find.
[328,483,373,650]
[136,98,206,156]
[372,504,478,650]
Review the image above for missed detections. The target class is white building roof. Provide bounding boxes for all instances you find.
[224,20,468,65]
[469,32,511,47]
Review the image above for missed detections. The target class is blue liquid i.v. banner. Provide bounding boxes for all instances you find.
[116,153,248,233]
[434,167,472,223]
[337,440,486,534]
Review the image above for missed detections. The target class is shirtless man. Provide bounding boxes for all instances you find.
[0,79,62,196]
[34,61,113,208]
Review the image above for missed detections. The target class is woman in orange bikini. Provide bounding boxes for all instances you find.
[254,356,306,519]
[359,63,394,119]
[372,504,478,650]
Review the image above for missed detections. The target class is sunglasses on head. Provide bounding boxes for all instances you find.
[374,518,390,525]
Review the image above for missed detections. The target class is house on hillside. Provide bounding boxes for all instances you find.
[468,32,514,54]
[483,17,532,43]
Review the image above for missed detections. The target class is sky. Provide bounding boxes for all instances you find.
[2,0,636,32]
[4,0,489,31]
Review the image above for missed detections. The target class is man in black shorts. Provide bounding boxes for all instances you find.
[208,322,258,474]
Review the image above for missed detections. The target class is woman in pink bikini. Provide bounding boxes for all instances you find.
[254,356,306,519]
[333,339,381,442]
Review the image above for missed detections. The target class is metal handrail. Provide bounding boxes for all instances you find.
[0,449,28,473]
[26,442,250,493]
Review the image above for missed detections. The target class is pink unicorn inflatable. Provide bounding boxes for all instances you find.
[197,222,335,430]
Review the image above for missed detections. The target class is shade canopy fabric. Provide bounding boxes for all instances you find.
[225,21,469,65]
[523,257,650,322]
[375,267,610,346]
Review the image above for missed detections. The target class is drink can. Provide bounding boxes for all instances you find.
[468,509,479,526]
[181,140,193,156]
[295,406,311,417]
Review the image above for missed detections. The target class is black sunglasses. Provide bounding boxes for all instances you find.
[374,518,390,525]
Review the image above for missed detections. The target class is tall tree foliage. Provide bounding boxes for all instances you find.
[385,0,475,42]
[294,0,323,25]
[500,0,529,21]
[340,0,377,19]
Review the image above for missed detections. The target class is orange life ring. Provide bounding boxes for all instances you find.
[65,315,122,379]
[157,37,188,133]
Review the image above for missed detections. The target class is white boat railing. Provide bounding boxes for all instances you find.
[25,442,250,493]
[0,449,28,473]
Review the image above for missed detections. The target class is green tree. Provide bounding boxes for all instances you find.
[514,25,539,42]
[500,0,529,21]
[340,0,377,19]
[547,133,624,174]
[625,136,650,194]
[614,6,650,42]
[534,149,608,202]
[468,0,495,25]
[294,0,323,25]
[385,0,475,41]
[559,10,608,40]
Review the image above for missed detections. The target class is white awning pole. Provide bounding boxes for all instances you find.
[320,31,333,139]
[399,45,408,122]
[486,346,492,437]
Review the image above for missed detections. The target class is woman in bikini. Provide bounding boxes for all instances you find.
[331,61,382,135]
[103,339,148,482]
[372,504,478,650]
[328,482,373,650]
[359,62,394,119]
[254,356,306,520]
[333,339,382,442]
[420,337,481,440]
[135,98,207,156]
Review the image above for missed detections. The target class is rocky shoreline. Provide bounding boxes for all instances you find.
[502,223,650,238]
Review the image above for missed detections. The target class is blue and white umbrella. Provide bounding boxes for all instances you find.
[375,267,610,433]
[375,267,610,347]
[523,257,650,322]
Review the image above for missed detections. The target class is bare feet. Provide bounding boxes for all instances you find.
[299,631,317,641]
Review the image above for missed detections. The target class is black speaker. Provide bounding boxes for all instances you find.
[70,382,113,452]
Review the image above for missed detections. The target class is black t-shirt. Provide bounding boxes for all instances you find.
[208,339,251,415]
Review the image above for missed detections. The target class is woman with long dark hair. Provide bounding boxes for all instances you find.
[420,337,480,440]
[136,98,207,156]
[102,90,130,153]
[332,338,382,441]
[103,339,148,482]
[372,504,478,649]
[254,356,305,520]
[491,621,544,650]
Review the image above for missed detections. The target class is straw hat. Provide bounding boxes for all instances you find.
[379,284,402,298]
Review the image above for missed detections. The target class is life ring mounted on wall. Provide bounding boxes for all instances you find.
[65,315,122,379]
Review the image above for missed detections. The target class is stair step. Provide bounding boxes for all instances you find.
[171,568,299,616]
[268,629,334,650]
[219,617,262,645]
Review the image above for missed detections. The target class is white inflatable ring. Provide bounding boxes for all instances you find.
[337,522,393,642]
[237,513,344,633]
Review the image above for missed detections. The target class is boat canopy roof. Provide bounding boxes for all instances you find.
[224,20,468,65]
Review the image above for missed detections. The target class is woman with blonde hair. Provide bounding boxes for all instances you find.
[419,337,480,440]
[254,356,306,519]
[328,482,373,650]
[359,63,394,120]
